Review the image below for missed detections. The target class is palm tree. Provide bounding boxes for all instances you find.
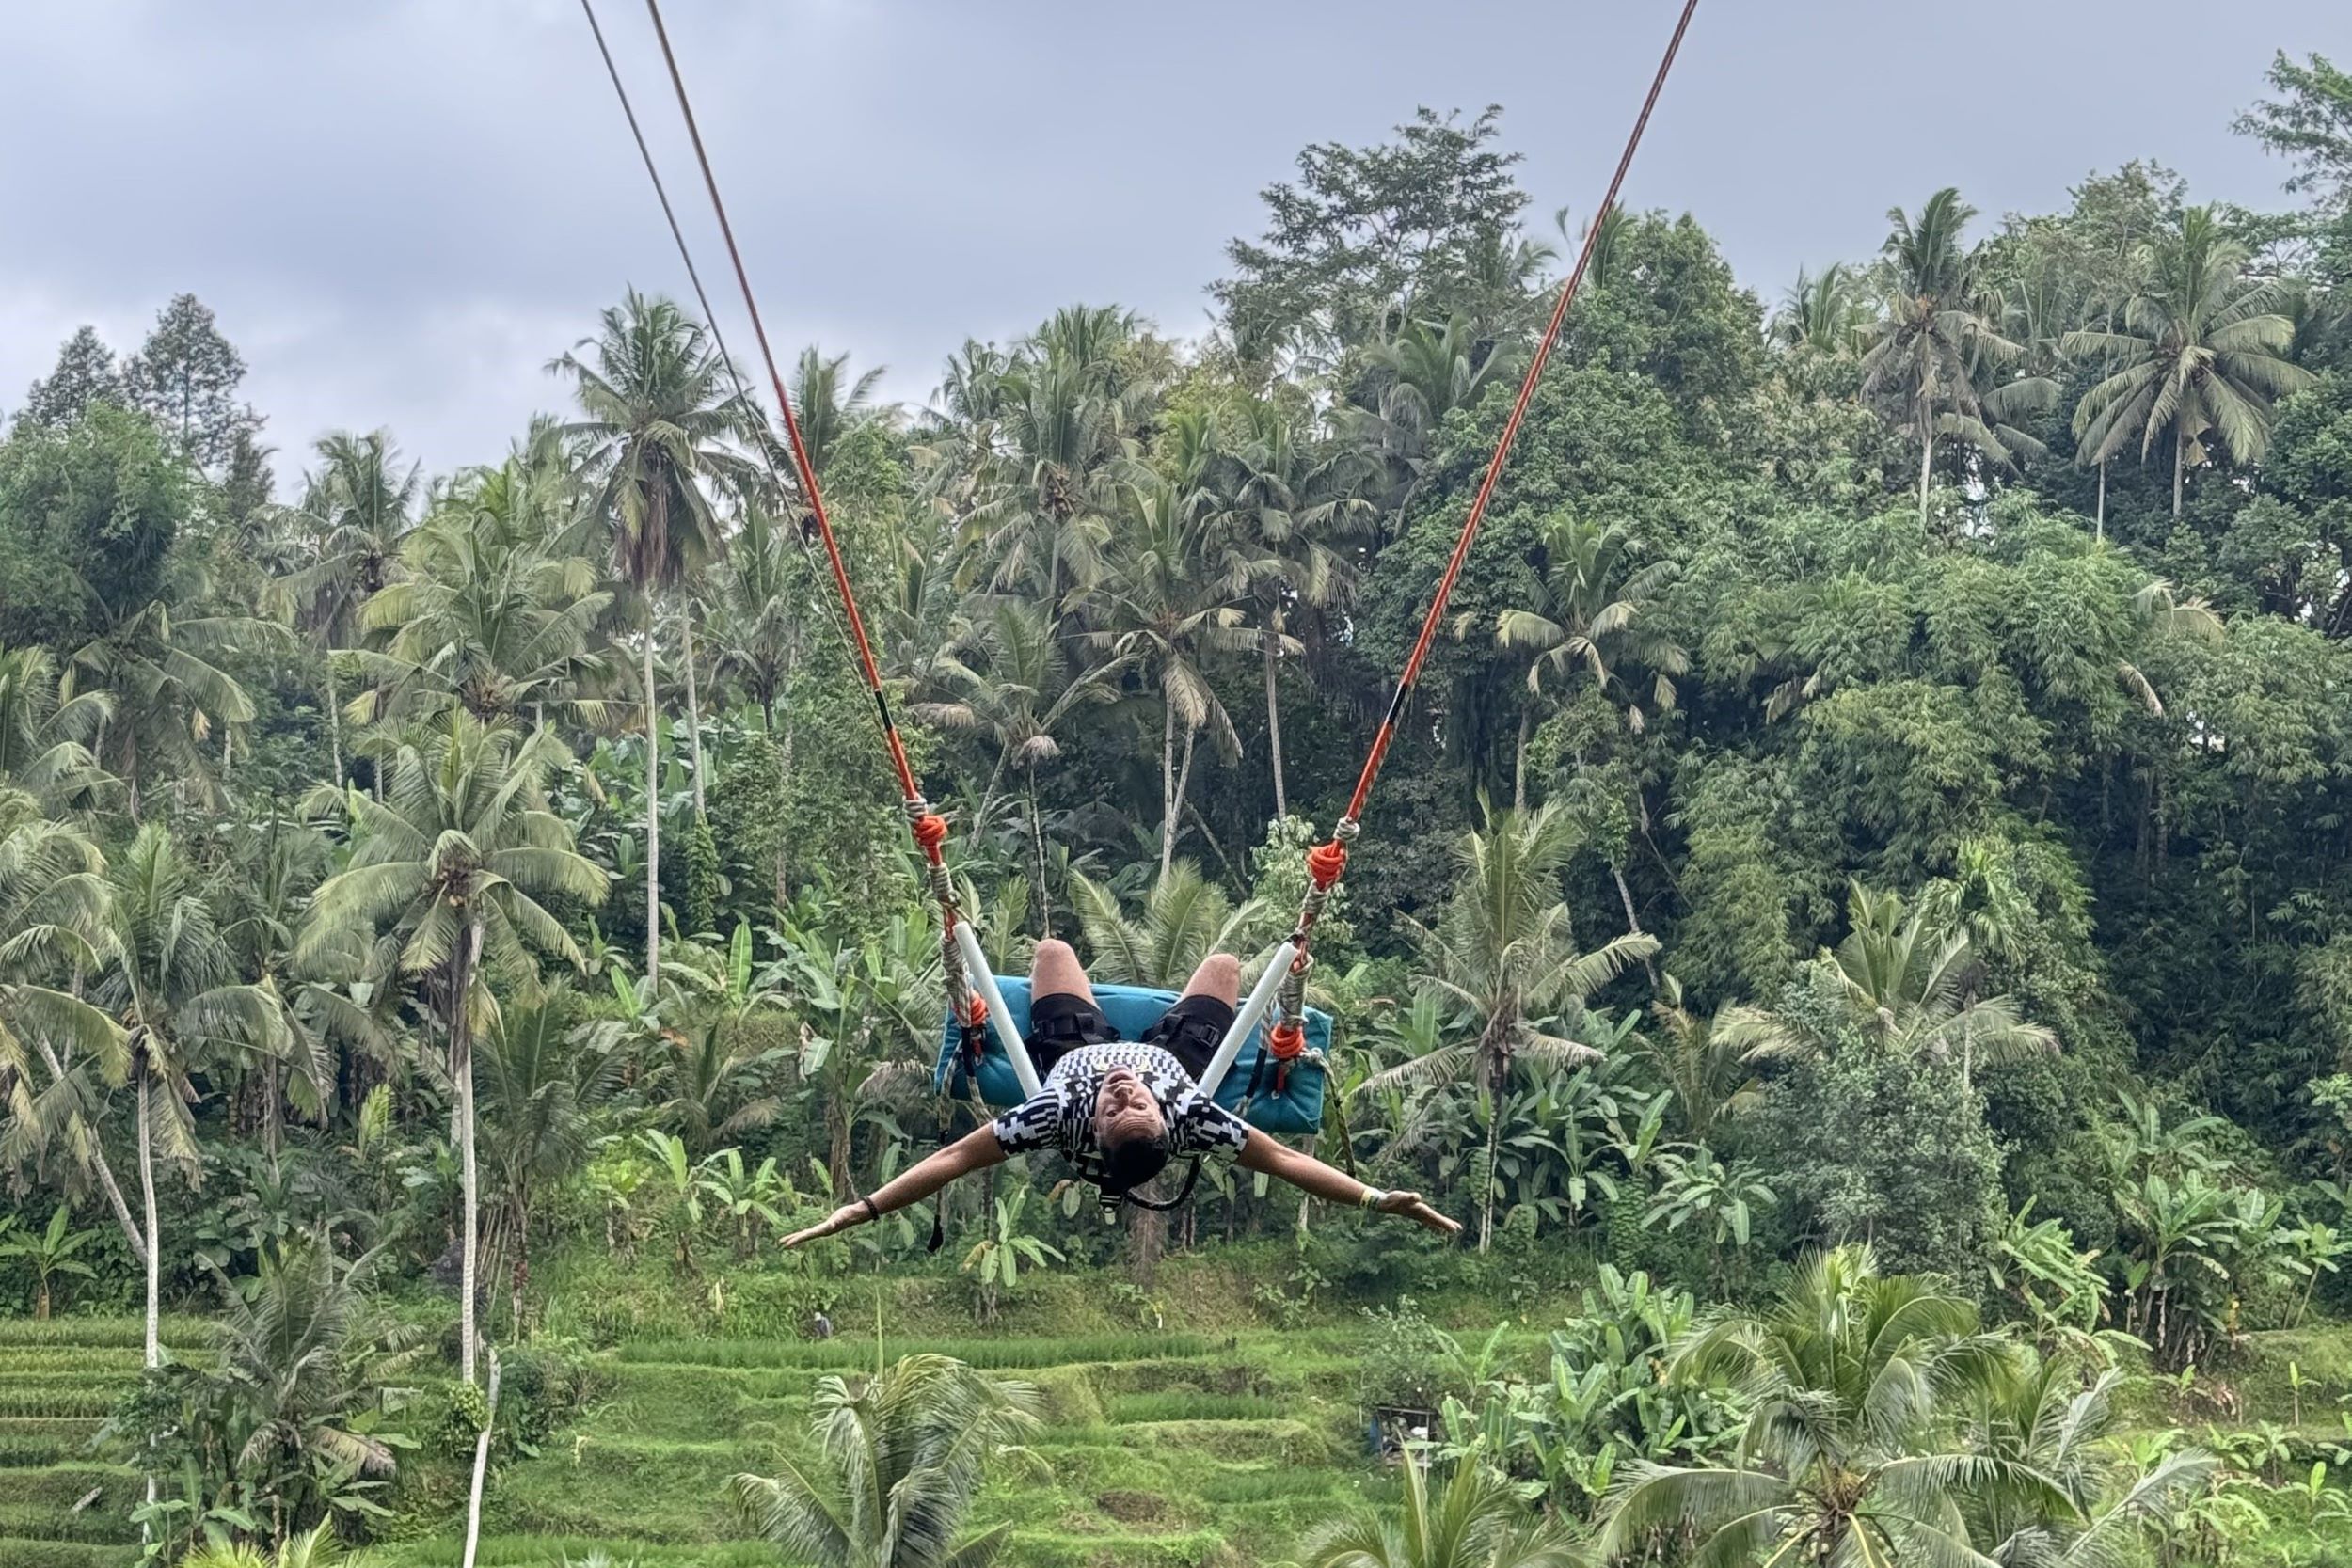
[2064,207,2317,515]
[1600,1245,2070,1566]
[1772,263,1865,355]
[1068,861,1263,990]
[1639,975,1770,1144]
[66,594,267,817]
[1194,399,1373,820]
[1492,515,1685,810]
[913,597,1126,924]
[185,1234,427,1546]
[1861,189,2053,525]
[1371,800,1655,1251]
[1303,1447,1580,1568]
[790,345,888,481]
[0,795,144,1331]
[1967,1362,2216,1568]
[476,990,623,1335]
[99,825,294,1371]
[1378,801,1654,1098]
[553,290,752,989]
[709,503,804,735]
[275,431,421,786]
[728,1354,1040,1568]
[1343,314,1508,524]
[350,502,614,730]
[969,309,1146,614]
[1742,883,2057,1088]
[0,643,111,813]
[298,714,607,1382]
[1093,476,1260,878]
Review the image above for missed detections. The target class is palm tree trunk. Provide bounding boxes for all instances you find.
[136,1074,159,1373]
[2094,459,2106,542]
[1514,706,1533,812]
[453,922,485,1385]
[460,1350,501,1568]
[2171,430,2185,516]
[325,657,343,788]
[1029,773,1053,931]
[681,613,707,820]
[1160,689,1178,880]
[642,634,661,990]
[34,1039,145,1268]
[1917,422,1935,528]
[1171,727,1200,874]
[1612,862,1660,985]
[136,1069,160,1533]
[1478,1110,1499,1255]
[1263,620,1288,821]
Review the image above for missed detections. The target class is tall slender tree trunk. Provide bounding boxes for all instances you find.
[136,1070,160,1529]
[1917,423,1935,529]
[1263,616,1287,822]
[1160,689,1178,879]
[136,1075,159,1371]
[681,613,707,820]
[325,658,343,788]
[2171,431,2185,517]
[642,635,661,990]
[1477,1111,1499,1255]
[2094,459,2107,542]
[460,1350,501,1568]
[1514,706,1533,812]
[34,1040,145,1267]
[1029,775,1054,931]
[453,922,485,1385]
[1171,729,1200,874]
[1612,862,1660,985]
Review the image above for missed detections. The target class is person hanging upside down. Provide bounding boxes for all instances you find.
[784,940,1459,1245]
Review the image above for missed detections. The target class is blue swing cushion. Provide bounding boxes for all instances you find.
[935,977,1328,1136]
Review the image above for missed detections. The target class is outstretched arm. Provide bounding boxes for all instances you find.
[1236,1129,1460,1237]
[783,1125,1009,1248]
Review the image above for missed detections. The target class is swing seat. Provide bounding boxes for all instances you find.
[935,977,1328,1135]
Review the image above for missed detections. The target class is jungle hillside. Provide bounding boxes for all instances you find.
[6,40,2352,1568]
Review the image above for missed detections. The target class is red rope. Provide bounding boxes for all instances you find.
[638,0,940,865]
[1332,0,1700,836]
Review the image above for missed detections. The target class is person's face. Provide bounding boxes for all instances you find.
[1093,1067,1167,1147]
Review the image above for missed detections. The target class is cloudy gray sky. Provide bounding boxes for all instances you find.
[1,1,2339,480]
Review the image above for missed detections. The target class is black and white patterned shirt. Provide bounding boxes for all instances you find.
[990,1042,1248,1183]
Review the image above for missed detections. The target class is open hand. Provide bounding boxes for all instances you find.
[1376,1190,1461,1237]
[784,1205,859,1249]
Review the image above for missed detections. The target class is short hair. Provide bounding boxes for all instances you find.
[1098,1125,1173,1196]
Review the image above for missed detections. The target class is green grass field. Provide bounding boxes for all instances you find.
[8,1275,2346,1568]
[0,1320,209,1568]
[370,1322,1389,1568]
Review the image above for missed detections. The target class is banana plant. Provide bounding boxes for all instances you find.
[0,1204,99,1318]
[697,1148,791,1258]
[961,1188,1063,1323]
[636,1129,706,1274]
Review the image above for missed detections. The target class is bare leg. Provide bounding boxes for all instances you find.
[1029,938,1095,1003]
[1176,954,1239,1009]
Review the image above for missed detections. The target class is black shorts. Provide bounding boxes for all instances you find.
[1025,991,1239,1080]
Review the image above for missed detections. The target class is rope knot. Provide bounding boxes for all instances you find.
[1267,1021,1308,1061]
[911,814,949,854]
[1305,838,1348,888]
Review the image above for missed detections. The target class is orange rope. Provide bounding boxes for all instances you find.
[637,0,945,873]
[1293,0,1702,961]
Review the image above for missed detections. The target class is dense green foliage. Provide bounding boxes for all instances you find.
[5,45,2352,1568]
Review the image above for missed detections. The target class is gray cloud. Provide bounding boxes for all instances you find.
[3,0,2336,479]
